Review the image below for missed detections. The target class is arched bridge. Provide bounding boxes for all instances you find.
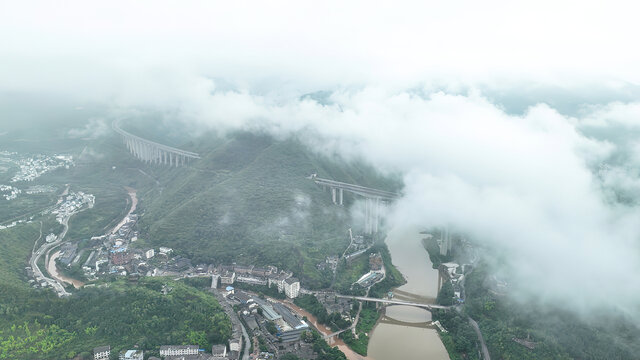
[335,295,451,311]
[113,120,200,166]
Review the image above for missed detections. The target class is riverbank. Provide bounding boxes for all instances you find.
[283,300,373,360]
[48,250,85,289]
[366,227,449,360]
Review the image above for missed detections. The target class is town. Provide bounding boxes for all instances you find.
[11,153,74,182]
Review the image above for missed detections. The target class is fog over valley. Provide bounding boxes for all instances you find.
[1,2,640,359]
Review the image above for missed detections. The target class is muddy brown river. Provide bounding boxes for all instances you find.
[366,227,450,360]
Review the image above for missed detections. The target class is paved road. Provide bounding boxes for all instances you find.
[468,316,490,360]
[336,295,452,310]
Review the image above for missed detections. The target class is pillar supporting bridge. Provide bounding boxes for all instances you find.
[310,174,400,234]
[112,120,200,166]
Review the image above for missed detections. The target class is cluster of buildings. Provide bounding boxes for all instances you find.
[51,190,95,223]
[344,230,374,264]
[93,344,232,360]
[314,291,353,317]
[25,184,57,194]
[316,255,339,273]
[227,290,317,359]
[10,153,74,182]
[353,252,385,288]
[212,264,301,299]
[81,215,158,279]
[0,184,20,200]
[0,217,30,230]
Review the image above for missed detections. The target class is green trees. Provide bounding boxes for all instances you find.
[0,278,232,359]
[294,295,351,330]
[436,281,455,306]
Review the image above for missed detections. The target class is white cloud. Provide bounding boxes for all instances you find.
[2,0,640,320]
[67,118,109,139]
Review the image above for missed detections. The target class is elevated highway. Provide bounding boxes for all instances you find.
[310,174,400,234]
[113,120,200,166]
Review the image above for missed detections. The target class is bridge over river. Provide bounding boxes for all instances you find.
[335,294,452,311]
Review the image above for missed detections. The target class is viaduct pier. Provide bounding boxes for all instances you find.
[112,121,200,166]
[311,174,399,234]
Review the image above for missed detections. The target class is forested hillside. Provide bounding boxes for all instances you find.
[135,131,400,288]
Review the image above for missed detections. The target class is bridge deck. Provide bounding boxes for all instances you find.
[335,295,450,310]
[112,121,200,158]
[312,177,399,199]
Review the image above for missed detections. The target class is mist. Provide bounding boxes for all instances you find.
[2,0,640,324]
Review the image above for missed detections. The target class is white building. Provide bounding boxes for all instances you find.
[159,247,173,255]
[284,277,300,298]
[229,338,242,352]
[159,345,199,357]
[93,345,110,360]
[211,344,227,358]
[220,271,236,284]
[119,350,143,360]
[145,249,155,259]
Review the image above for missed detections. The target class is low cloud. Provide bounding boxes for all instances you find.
[68,118,109,140]
[175,85,640,319]
[2,0,640,324]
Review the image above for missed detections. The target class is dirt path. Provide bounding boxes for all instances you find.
[110,187,137,235]
[48,250,85,289]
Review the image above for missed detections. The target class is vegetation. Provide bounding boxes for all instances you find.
[432,309,480,360]
[368,240,405,298]
[0,278,231,359]
[462,264,640,360]
[0,123,403,359]
[135,132,401,289]
[332,255,368,296]
[294,294,351,330]
[303,330,346,360]
[421,232,452,269]
[339,303,379,356]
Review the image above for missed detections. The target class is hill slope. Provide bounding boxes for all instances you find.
[136,132,400,288]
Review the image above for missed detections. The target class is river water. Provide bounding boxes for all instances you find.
[366,227,450,360]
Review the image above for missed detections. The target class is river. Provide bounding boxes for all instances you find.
[366,227,450,360]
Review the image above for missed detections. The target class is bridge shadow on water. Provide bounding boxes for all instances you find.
[378,314,435,329]
[391,288,437,304]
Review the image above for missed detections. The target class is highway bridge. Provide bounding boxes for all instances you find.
[310,175,400,234]
[113,120,200,166]
[335,295,451,311]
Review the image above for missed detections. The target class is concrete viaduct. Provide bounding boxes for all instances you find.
[311,174,400,234]
[112,121,200,166]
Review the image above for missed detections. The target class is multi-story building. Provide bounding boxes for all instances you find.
[119,349,143,360]
[220,270,236,284]
[93,345,110,360]
[284,277,300,298]
[145,249,155,259]
[236,274,267,286]
[211,344,227,358]
[229,338,242,353]
[159,345,199,357]
[268,271,292,293]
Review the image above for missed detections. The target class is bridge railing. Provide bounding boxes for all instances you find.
[112,120,200,159]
